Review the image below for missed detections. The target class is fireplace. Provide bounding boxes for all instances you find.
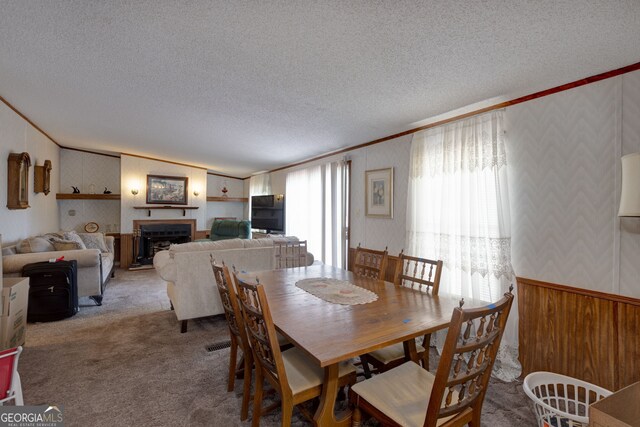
[133,220,196,266]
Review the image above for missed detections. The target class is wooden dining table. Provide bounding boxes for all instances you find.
[238,264,487,427]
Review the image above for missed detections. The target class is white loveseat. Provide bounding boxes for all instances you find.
[2,233,115,305]
[153,237,313,332]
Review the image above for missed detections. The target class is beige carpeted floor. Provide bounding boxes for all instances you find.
[19,269,537,427]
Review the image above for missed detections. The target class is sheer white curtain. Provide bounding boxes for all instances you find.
[286,161,349,268]
[406,110,520,381]
[249,173,272,197]
[248,173,272,218]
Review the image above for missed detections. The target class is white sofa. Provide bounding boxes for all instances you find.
[2,235,115,305]
[153,237,313,332]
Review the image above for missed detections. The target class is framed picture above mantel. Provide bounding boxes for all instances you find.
[146,175,188,205]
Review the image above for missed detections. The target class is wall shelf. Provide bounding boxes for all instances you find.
[56,193,121,200]
[133,206,199,217]
[207,196,248,202]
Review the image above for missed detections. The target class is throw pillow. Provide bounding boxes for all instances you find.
[63,231,87,250]
[77,232,109,253]
[16,237,55,253]
[42,232,64,242]
[51,238,83,251]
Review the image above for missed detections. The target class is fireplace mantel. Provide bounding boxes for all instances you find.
[133,206,199,217]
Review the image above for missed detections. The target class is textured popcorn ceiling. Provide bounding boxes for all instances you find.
[0,1,639,177]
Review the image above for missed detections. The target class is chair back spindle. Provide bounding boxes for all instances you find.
[353,244,388,279]
[234,276,290,394]
[425,290,514,425]
[212,260,250,350]
[394,250,443,295]
[212,258,257,420]
[274,240,308,269]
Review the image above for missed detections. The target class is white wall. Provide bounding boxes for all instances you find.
[0,102,60,245]
[205,173,246,229]
[507,70,640,299]
[59,149,121,233]
[270,134,412,256]
[120,155,207,233]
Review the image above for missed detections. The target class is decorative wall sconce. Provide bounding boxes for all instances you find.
[193,190,200,197]
[131,188,139,196]
[34,159,52,195]
[7,152,31,209]
[619,152,640,217]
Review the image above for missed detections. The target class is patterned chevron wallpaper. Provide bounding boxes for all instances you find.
[619,71,640,297]
[507,70,640,299]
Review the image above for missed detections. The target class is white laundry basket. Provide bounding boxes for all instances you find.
[523,372,612,427]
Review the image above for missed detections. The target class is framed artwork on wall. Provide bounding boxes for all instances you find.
[365,167,393,218]
[7,152,31,209]
[146,175,188,205]
[34,159,52,195]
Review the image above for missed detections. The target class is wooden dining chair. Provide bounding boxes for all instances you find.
[274,240,308,269]
[352,244,388,279]
[349,288,514,427]
[360,251,443,377]
[212,260,253,421]
[234,274,358,427]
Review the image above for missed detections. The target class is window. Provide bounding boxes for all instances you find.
[406,110,512,302]
[406,110,520,381]
[285,161,349,267]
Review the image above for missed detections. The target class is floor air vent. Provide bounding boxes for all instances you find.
[205,340,232,352]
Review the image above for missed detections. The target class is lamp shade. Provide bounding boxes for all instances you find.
[619,152,640,217]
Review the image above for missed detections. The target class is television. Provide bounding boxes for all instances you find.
[251,195,285,233]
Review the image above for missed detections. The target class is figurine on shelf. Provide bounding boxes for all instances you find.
[72,186,80,193]
[103,187,112,194]
[221,179,229,198]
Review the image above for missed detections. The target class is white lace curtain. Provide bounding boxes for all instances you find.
[406,110,520,381]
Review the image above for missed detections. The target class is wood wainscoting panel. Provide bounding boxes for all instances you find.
[518,277,640,391]
[194,230,209,240]
[120,233,133,270]
[617,302,640,388]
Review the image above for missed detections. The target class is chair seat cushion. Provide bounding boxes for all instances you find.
[368,342,426,363]
[351,361,454,427]
[282,347,356,395]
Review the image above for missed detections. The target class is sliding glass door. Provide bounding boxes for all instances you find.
[285,160,350,268]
